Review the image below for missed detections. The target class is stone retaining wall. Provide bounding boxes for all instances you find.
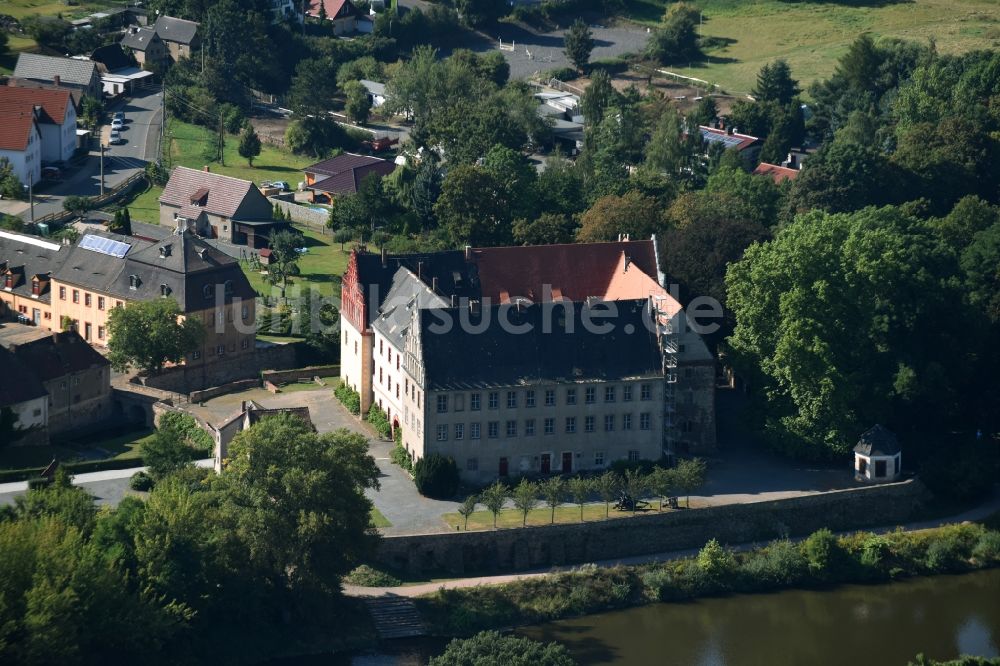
[268,196,329,229]
[374,479,928,576]
[261,364,340,385]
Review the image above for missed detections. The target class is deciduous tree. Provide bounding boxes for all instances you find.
[564,19,594,72]
[106,299,204,375]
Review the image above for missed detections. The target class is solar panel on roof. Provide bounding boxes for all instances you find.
[79,234,131,258]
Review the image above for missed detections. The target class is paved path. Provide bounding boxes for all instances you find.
[17,86,163,221]
[343,487,1000,598]
[0,459,214,507]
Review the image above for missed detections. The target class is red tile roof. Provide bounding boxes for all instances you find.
[471,240,659,303]
[752,162,800,183]
[159,166,259,219]
[305,154,395,195]
[0,86,72,125]
[306,0,359,19]
[0,110,39,151]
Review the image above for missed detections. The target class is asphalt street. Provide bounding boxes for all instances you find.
[20,85,163,221]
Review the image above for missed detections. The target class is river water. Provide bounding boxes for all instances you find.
[324,569,1000,665]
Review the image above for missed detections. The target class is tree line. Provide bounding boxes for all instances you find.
[0,414,380,663]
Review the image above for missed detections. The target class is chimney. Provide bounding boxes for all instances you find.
[203,165,210,172]
[464,244,472,261]
[52,75,60,87]
[431,276,438,292]
[241,400,247,411]
[727,126,734,136]
[381,246,387,267]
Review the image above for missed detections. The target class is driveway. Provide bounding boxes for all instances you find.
[19,86,163,222]
[189,387,460,535]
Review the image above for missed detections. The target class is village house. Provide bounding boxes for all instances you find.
[752,162,799,184]
[11,53,103,102]
[153,15,201,61]
[0,342,48,443]
[0,110,42,186]
[159,166,287,247]
[699,125,761,164]
[0,324,112,437]
[120,26,170,69]
[0,86,78,164]
[212,400,315,470]
[50,229,257,367]
[0,230,68,328]
[360,80,387,108]
[342,240,717,482]
[306,0,362,35]
[267,0,305,23]
[303,153,396,204]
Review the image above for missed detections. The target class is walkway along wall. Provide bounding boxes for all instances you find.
[374,479,928,576]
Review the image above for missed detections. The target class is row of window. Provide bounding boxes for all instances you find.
[190,338,251,360]
[434,413,654,441]
[462,450,642,474]
[58,287,120,311]
[437,385,654,414]
[203,305,251,326]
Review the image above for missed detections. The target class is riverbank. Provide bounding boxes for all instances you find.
[413,519,1000,637]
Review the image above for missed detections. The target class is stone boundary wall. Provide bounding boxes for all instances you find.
[374,479,928,576]
[189,378,260,403]
[140,345,298,393]
[268,196,329,230]
[261,364,340,385]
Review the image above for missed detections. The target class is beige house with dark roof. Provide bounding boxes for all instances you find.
[153,15,201,61]
[159,166,285,247]
[121,26,169,68]
[0,230,67,329]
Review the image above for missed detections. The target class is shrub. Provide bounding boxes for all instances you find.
[390,441,413,472]
[26,477,51,491]
[343,564,402,587]
[414,453,460,499]
[429,630,576,666]
[739,539,808,589]
[973,530,1000,564]
[697,539,737,583]
[366,404,392,440]
[802,527,850,581]
[334,383,361,415]
[129,470,154,491]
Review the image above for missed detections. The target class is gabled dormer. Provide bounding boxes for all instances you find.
[31,272,51,298]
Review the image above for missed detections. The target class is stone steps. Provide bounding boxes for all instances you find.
[365,595,427,639]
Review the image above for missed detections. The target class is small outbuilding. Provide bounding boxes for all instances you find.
[854,424,902,483]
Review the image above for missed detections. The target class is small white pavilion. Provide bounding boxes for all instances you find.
[853,424,902,483]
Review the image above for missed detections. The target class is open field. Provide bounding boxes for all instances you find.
[441,502,701,530]
[624,0,1000,93]
[242,223,346,299]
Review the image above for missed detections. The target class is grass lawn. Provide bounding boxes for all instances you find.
[0,428,154,471]
[370,507,392,528]
[165,119,311,188]
[271,380,329,393]
[123,182,163,225]
[245,223,347,299]
[442,502,680,530]
[626,0,1000,94]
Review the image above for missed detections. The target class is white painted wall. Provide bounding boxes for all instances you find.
[10,395,47,432]
[0,123,42,186]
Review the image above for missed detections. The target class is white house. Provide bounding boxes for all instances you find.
[0,111,42,186]
[360,79,387,107]
[0,87,77,164]
[854,424,902,483]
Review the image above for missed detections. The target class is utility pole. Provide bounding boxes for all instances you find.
[218,113,225,166]
[159,84,165,165]
[24,182,34,224]
[99,143,105,197]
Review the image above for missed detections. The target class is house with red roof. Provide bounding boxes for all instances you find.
[0,86,77,164]
[303,153,396,204]
[159,166,289,247]
[752,162,799,184]
[0,108,42,186]
[306,0,362,34]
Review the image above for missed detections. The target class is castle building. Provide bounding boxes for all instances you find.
[341,239,717,482]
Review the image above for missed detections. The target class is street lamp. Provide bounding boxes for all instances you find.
[23,182,33,224]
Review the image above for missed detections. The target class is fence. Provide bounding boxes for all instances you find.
[32,172,148,228]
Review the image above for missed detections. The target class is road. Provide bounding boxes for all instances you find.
[19,85,163,222]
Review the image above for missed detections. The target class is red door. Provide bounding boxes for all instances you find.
[562,451,573,473]
[499,457,509,477]
[540,454,551,474]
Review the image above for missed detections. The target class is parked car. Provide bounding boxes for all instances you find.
[109,130,123,145]
[113,111,125,122]
[111,118,124,130]
[271,181,290,191]
[41,166,62,181]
